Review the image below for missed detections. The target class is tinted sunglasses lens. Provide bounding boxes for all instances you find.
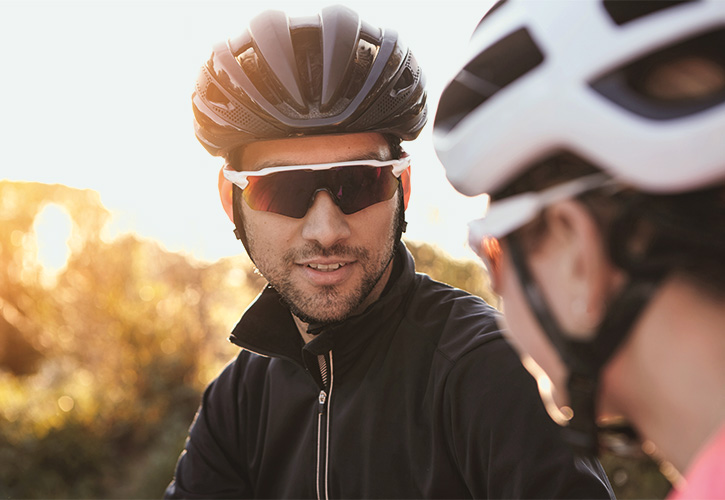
[243,171,311,218]
[332,166,399,215]
[243,166,399,218]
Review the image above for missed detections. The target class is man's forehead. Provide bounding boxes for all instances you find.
[240,133,392,171]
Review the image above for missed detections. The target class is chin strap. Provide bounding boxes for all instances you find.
[507,232,665,456]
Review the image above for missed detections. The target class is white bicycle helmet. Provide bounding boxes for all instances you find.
[433,0,725,197]
[434,0,725,457]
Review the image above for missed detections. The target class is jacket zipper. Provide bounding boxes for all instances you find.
[316,351,333,500]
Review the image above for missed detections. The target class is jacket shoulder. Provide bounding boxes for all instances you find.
[405,273,504,362]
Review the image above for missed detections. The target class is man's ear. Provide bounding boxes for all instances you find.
[218,167,235,223]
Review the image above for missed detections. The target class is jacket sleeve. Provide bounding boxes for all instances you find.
[443,337,615,499]
[164,356,253,499]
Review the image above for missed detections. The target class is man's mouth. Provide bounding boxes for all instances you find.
[306,262,347,272]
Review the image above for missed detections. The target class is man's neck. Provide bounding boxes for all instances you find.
[294,315,317,344]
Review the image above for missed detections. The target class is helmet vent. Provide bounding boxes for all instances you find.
[237,46,283,108]
[434,27,544,133]
[590,27,725,120]
[197,69,281,136]
[342,38,379,102]
[353,52,421,129]
[292,27,322,108]
[473,0,510,36]
[393,67,414,95]
[603,0,694,26]
[205,82,232,110]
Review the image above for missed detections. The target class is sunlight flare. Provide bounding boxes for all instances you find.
[33,204,73,285]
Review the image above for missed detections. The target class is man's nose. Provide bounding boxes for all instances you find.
[300,190,351,247]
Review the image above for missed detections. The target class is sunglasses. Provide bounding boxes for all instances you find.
[223,157,410,219]
[468,174,614,287]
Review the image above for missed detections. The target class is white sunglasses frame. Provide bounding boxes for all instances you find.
[467,173,615,253]
[223,157,411,190]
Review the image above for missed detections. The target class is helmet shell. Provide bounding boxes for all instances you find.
[433,0,725,196]
[193,5,427,157]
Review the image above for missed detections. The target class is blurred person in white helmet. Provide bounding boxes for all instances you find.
[434,1,725,498]
[164,5,614,499]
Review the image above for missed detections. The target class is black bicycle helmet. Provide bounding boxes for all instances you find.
[193,4,427,157]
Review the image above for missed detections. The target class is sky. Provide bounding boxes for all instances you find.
[0,0,494,264]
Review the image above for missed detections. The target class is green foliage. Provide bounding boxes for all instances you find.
[0,416,109,497]
[0,180,669,498]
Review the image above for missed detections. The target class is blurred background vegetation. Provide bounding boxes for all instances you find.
[0,181,671,498]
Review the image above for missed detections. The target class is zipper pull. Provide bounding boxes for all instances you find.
[318,390,327,414]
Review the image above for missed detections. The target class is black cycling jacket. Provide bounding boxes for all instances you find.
[165,242,613,499]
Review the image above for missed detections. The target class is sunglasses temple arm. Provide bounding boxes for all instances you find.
[222,169,250,190]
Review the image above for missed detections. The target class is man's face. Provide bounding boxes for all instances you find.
[238,133,400,325]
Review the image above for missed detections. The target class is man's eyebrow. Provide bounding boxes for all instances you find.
[358,151,390,161]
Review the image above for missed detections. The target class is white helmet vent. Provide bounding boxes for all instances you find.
[435,27,543,134]
[591,27,725,120]
[603,0,693,26]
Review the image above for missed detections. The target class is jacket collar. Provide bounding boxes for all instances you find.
[229,241,416,367]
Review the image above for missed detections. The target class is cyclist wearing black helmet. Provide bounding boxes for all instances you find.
[165,5,613,498]
[434,1,725,499]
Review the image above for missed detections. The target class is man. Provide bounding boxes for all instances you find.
[165,5,613,498]
[433,1,725,499]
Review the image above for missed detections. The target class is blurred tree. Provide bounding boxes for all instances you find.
[0,314,42,376]
[0,181,255,497]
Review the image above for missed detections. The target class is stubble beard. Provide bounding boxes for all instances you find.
[274,241,394,325]
[246,202,400,326]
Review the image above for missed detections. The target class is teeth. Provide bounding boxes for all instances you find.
[308,263,345,271]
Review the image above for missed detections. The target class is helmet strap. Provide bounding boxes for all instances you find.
[396,182,408,239]
[506,231,665,456]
